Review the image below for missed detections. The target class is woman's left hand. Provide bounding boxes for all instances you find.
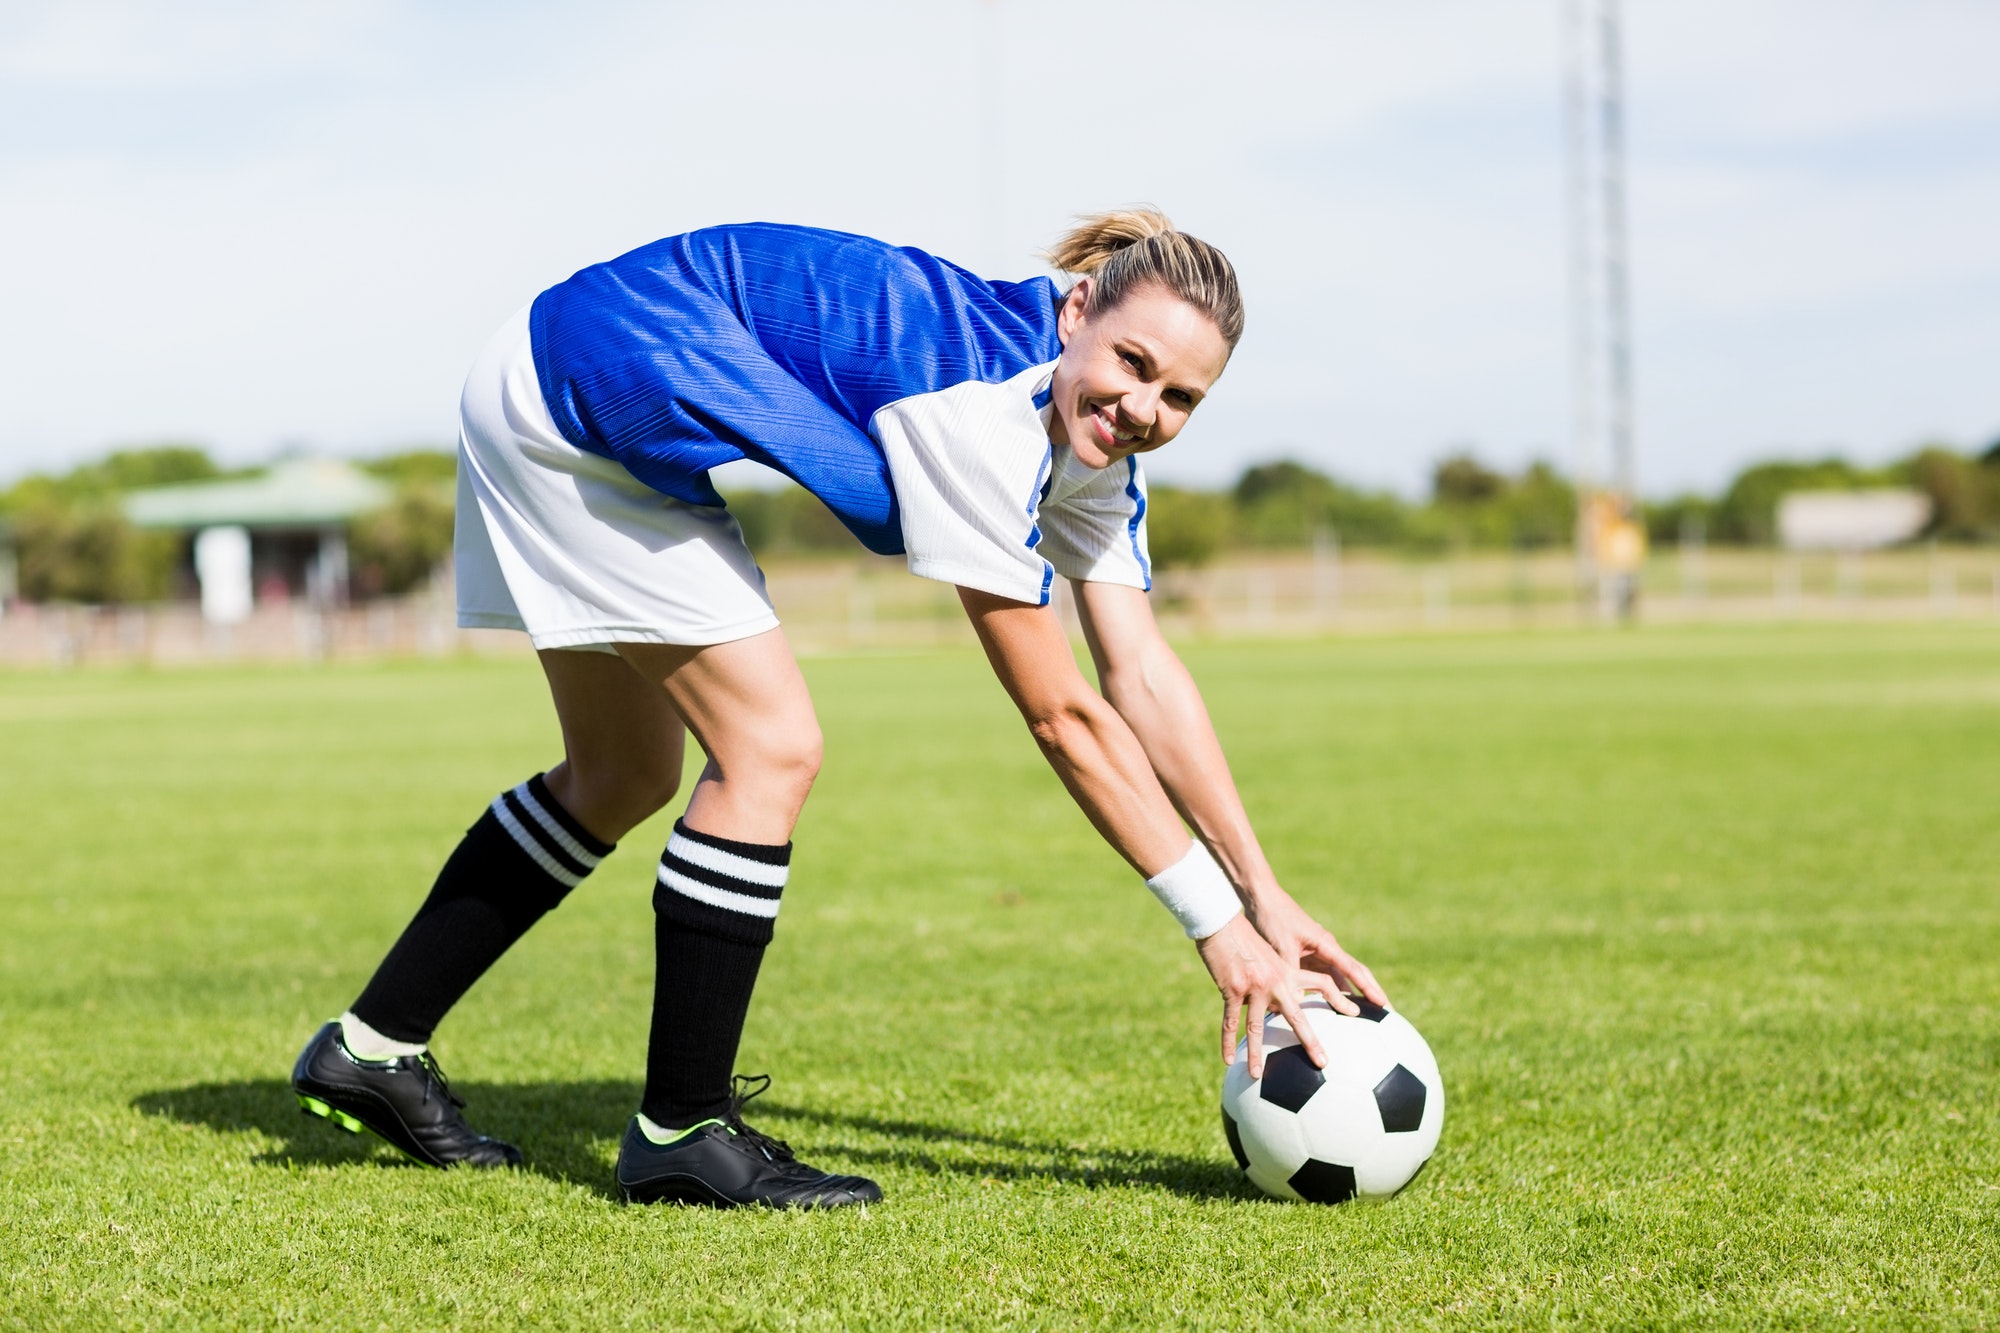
[1245,886,1390,1013]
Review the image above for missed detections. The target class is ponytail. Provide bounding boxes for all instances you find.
[1043,207,1244,349]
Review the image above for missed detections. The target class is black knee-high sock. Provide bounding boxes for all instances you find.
[642,819,790,1129]
[350,774,614,1045]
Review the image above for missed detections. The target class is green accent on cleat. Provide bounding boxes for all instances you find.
[634,1114,726,1147]
[298,1093,365,1135]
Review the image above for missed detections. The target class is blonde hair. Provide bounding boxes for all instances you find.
[1044,207,1244,350]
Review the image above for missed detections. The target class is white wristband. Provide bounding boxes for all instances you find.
[1144,841,1243,940]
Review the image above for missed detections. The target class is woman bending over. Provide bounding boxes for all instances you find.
[291,209,1385,1209]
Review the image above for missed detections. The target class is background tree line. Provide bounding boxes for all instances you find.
[3,437,1995,603]
[736,438,2000,570]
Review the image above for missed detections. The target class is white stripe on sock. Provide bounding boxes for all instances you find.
[657,864,783,919]
[492,798,586,888]
[513,783,602,869]
[665,833,789,888]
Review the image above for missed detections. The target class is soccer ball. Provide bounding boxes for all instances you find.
[1220,995,1443,1203]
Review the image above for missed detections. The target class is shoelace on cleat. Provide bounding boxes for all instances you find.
[416,1051,468,1110]
[725,1073,800,1166]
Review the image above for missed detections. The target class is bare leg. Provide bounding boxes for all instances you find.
[613,630,823,843]
[535,629,820,844]
[536,648,689,843]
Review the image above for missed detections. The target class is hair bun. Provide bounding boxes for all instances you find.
[1043,207,1176,276]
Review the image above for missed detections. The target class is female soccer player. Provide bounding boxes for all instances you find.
[292,210,1386,1208]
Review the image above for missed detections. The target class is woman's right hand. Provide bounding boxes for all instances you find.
[1195,914,1332,1078]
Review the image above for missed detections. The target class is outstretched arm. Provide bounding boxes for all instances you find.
[1071,579,1386,1010]
[958,586,1330,1074]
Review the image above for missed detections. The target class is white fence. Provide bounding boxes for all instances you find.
[3,546,1997,668]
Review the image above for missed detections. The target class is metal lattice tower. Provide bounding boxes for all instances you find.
[1560,0,1640,616]
[1564,0,1636,502]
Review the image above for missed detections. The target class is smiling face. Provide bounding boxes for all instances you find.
[1046,278,1233,470]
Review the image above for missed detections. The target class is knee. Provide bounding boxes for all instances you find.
[550,753,682,842]
[737,719,821,804]
[626,755,685,817]
[767,722,823,794]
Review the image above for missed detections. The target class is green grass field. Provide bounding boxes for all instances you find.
[3,624,1997,1329]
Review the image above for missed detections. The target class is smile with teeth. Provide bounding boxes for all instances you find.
[1092,405,1143,448]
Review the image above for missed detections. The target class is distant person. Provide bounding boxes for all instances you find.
[291,211,1386,1209]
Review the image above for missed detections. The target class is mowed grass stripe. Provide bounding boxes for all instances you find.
[1,623,1996,1329]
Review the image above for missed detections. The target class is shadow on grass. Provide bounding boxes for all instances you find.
[760,1100,1257,1202]
[132,1081,1258,1204]
[130,1080,636,1191]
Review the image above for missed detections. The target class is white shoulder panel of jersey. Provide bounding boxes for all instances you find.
[1037,448,1152,592]
[871,360,1060,605]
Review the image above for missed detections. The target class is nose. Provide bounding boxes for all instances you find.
[1121,384,1160,433]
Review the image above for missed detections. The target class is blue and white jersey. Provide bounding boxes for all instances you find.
[529,223,1151,605]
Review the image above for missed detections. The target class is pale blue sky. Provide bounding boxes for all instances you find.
[2,0,1995,497]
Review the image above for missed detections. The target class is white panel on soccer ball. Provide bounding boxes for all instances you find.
[1292,1080,1377,1175]
[1244,1152,1302,1201]
[1296,1004,1379,1070]
[1380,1012,1443,1088]
[1353,1136,1427,1198]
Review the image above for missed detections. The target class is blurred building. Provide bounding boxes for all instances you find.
[1777,490,1932,551]
[123,458,393,622]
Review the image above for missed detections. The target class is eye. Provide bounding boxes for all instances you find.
[1120,349,1145,373]
[1167,389,1194,409]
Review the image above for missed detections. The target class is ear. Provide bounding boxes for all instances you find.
[1056,277,1092,346]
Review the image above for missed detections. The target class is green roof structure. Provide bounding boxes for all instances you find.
[123,459,393,531]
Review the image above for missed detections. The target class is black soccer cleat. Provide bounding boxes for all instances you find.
[616,1074,881,1210]
[290,1021,521,1169]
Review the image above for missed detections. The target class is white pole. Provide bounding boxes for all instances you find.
[1679,511,1705,603]
[1930,541,1953,618]
[1837,549,1861,605]
[1313,526,1341,623]
[1562,0,1599,591]
[1598,0,1636,504]
[1424,567,1451,628]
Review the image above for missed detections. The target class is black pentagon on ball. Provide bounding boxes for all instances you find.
[1288,1158,1358,1205]
[1372,1062,1427,1133]
[1221,1110,1250,1170]
[1257,1045,1325,1113]
[1348,995,1390,1023]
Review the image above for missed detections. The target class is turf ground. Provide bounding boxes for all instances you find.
[2,623,1997,1329]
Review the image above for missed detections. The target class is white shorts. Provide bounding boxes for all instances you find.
[454,306,780,651]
